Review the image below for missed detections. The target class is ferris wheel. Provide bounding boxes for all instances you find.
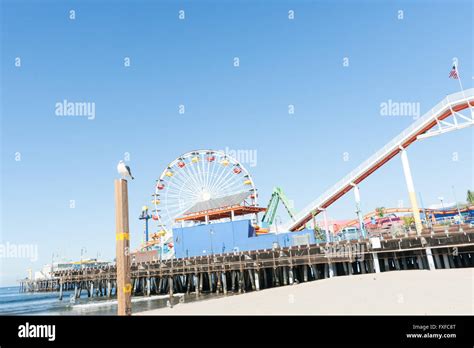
[152,150,258,234]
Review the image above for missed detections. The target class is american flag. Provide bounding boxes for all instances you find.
[449,65,458,79]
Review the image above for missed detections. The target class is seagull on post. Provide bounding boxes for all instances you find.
[117,160,134,180]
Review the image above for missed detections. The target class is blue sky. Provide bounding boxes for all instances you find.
[1,0,472,286]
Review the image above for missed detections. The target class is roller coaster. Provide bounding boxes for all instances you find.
[282,88,474,232]
[334,205,474,232]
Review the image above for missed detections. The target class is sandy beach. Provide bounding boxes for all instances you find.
[137,268,473,315]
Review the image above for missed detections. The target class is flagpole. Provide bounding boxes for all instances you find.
[454,61,473,118]
[454,62,464,91]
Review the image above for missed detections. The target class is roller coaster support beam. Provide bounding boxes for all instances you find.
[350,183,366,239]
[399,147,423,235]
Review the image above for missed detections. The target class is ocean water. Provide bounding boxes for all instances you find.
[0,286,228,315]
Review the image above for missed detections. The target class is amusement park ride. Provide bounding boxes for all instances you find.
[282,88,474,233]
[137,88,474,259]
[139,150,266,257]
[261,187,296,229]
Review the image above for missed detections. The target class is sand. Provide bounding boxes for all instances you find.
[137,268,473,315]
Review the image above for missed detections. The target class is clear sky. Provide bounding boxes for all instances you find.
[1,0,472,286]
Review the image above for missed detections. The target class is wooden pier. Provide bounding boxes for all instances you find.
[19,278,59,293]
[19,226,474,301]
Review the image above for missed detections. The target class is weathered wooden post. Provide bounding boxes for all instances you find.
[231,270,236,291]
[114,179,132,316]
[239,270,245,293]
[107,279,112,297]
[194,273,200,296]
[383,257,390,271]
[187,274,193,293]
[146,276,150,294]
[238,256,244,293]
[216,272,222,294]
[58,280,63,300]
[288,267,294,285]
[248,270,256,291]
[169,276,174,307]
[199,272,204,292]
[222,272,227,294]
[283,266,288,285]
[207,272,213,292]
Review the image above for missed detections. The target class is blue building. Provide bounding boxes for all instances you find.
[172,219,319,259]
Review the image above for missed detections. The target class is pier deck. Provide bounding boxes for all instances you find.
[19,226,474,300]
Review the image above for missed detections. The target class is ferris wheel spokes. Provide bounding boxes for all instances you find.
[153,150,258,234]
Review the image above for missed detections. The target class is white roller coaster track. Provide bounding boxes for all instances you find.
[283,88,474,232]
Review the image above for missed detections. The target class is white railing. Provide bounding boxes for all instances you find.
[283,88,474,231]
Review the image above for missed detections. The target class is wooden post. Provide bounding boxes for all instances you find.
[383,258,390,271]
[158,278,163,294]
[288,267,294,285]
[199,273,204,292]
[238,271,244,293]
[222,272,227,294]
[254,270,260,291]
[107,280,112,297]
[207,272,213,292]
[248,270,256,291]
[59,280,63,300]
[372,253,381,273]
[186,274,191,294]
[146,277,151,296]
[169,276,174,307]
[195,274,200,296]
[311,265,318,279]
[216,272,222,294]
[114,179,132,316]
[231,271,236,291]
[360,261,366,274]
[283,266,288,285]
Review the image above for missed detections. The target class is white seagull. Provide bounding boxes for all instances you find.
[117,160,134,180]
